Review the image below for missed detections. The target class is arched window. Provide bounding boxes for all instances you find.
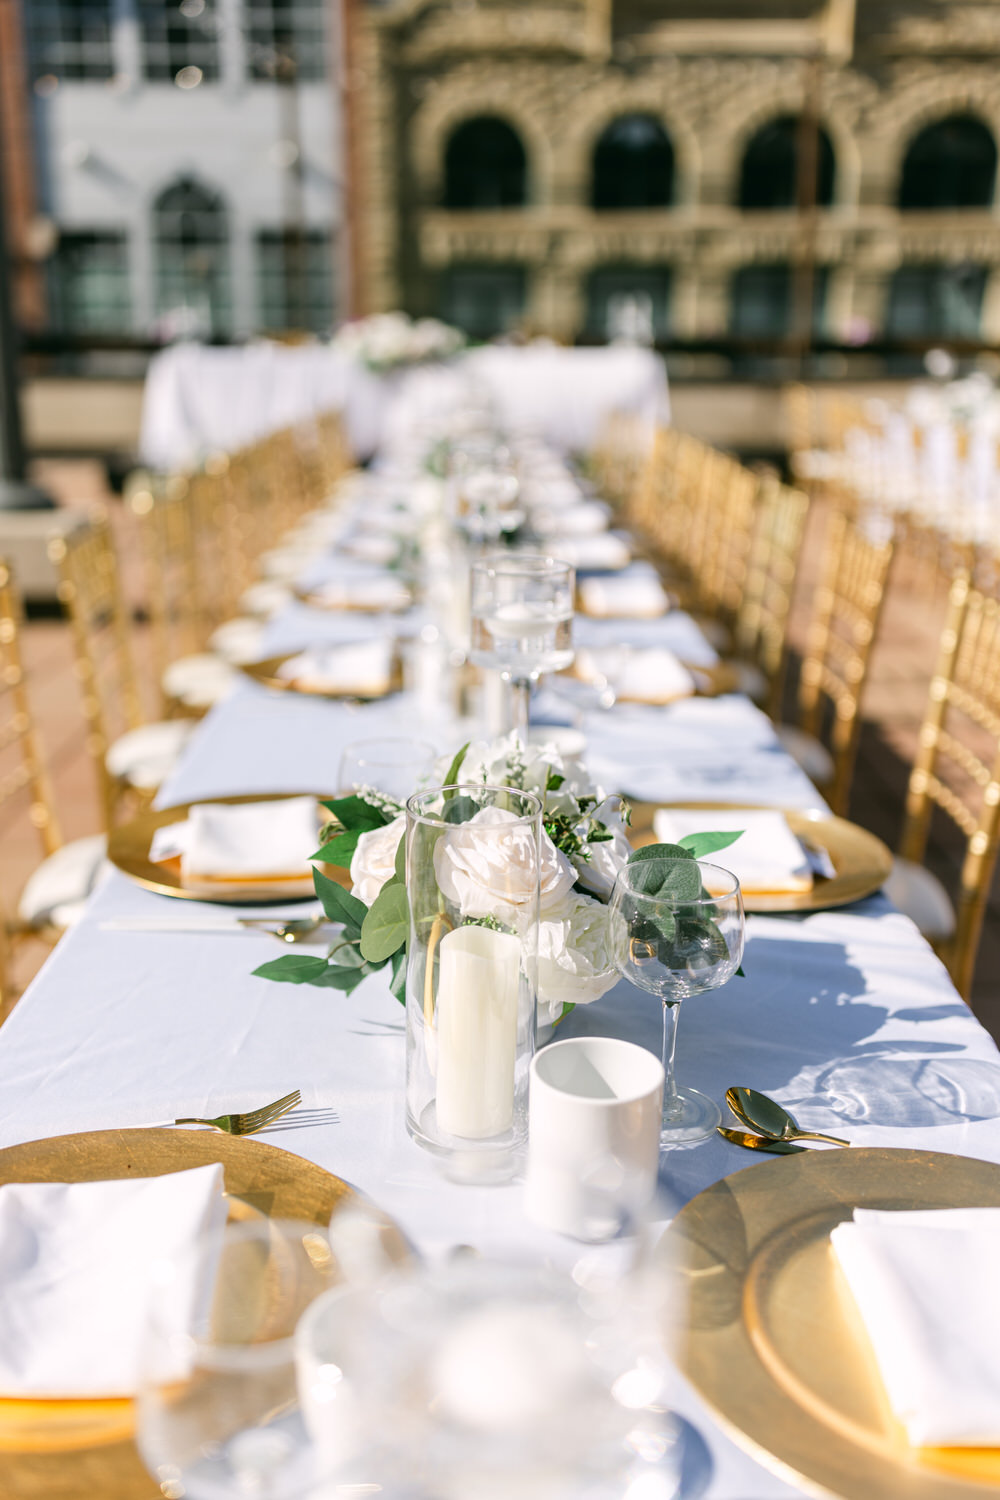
[886,264,986,340]
[591,115,674,210]
[899,116,997,210]
[443,118,527,209]
[153,178,229,336]
[738,116,835,210]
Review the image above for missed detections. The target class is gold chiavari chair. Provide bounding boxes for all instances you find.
[696,455,760,627]
[778,506,894,816]
[0,559,108,1014]
[731,476,811,718]
[49,514,197,829]
[886,575,1000,1000]
[128,477,237,715]
[316,409,352,497]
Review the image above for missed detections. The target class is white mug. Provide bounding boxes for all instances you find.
[524,1037,664,1241]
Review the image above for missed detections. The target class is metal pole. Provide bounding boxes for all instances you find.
[0,40,53,509]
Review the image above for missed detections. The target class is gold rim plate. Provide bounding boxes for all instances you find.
[666,1147,1000,1500]
[293,585,412,615]
[239,651,401,701]
[107,791,343,904]
[0,1129,376,1492]
[566,660,738,704]
[628,801,892,913]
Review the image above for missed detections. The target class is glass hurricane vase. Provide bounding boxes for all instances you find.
[404,783,541,1180]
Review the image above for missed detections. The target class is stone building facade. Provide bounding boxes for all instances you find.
[353,0,1000,345]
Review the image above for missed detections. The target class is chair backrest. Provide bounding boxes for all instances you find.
[696,455,759,623]
[128,477,201,708]
[798,506,894,815]
[900,573,1000,998]
[48,513,144,828]
[735,477,811,717]
[316,409,351,496]
[0,558,62,859]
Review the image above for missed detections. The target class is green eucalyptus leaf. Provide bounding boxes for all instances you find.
[678,830,744,858]
[252,954,332,984]
[394,829,407,883]
[312,964,371,991]
[441,744,470,798]
[443,794,478,825]
[628,841,694,865]
[314,867,367,931]
[360,882,409,963]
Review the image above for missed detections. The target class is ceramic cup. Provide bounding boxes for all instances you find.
[524,1036,664,1241]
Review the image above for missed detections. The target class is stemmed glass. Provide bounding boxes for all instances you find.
[338,736,437,802]
[469,554,575,734]
[609,860,745,1146]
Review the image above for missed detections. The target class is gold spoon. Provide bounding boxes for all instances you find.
[725,1086,851,1147]
[717,1127,807,1155]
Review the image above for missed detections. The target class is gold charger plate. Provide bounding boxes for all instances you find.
[665,1147,1000,1500]
[0,1128,393,1498]
[629,801,892,913]
[293,584,412,615]
[565,660,738,703]
[239,651,401,701]
[107,791,348,903]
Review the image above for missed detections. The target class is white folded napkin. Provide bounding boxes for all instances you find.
[548,534,631,572]
[341,534,401,566]
[532,501,611,537]
[0,1163,226,1398]
[312,575,411,612]
[831,1207,1000,1447]
[276,641,394,697]
[150,795,320,878]
[579,565,669,618]
[652,808,813,894]
[575,647,695,705]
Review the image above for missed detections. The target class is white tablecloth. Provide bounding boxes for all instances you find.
[1,609,998,1499]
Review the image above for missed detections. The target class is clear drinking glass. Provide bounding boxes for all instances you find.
[338,736,437,803]
[609,860,745,1146]
[469,554,575,734]
[404,783,541,1180]
[136,1217,338,1500]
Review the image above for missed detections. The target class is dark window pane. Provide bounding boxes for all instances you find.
[153,178,229,337]
[887,264,986,339]
[899,116,997,210]
[443,119,527,209]
[731,263,827,338]
[585,267,671,340]
[25,0,113,81]
[139,0,220,82]
[50,231,130,331]
[257,229,334,333]
[441,266,525,338]
[739,115,835,209]
[246,0,326,81]
[592,115,673,209]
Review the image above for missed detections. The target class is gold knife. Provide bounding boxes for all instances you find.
[717,1126,808,1155]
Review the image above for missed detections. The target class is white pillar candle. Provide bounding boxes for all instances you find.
[435,925,521,1140]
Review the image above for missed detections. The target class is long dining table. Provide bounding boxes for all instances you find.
[3,555,1000,1499]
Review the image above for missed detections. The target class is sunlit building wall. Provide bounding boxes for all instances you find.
[355,0,1000,346]
[18,0,342,339]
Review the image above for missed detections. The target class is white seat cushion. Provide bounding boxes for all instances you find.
[18,834,109,928]
[884,857,956,943]
[162,653,236,709]
[105,719,197,790]
[775,724,836,787]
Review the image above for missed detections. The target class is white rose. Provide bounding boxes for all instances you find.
[349,815,405,905]
[572,826,631,900]
[536,893,618,1025]
[433,806,576,927]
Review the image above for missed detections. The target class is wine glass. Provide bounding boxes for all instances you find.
[338,736,437,803]
[469,554,575,734]
[136,1217,338,1500]
[608,859,745,1146]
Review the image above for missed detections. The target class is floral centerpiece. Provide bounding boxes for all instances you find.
[255,732,630,1024]
[332,312,465,374]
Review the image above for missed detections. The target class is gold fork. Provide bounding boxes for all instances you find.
[169,1090,302,1135]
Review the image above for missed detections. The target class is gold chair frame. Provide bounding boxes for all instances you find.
[900,574,1000,999]
[734,477,811,719]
